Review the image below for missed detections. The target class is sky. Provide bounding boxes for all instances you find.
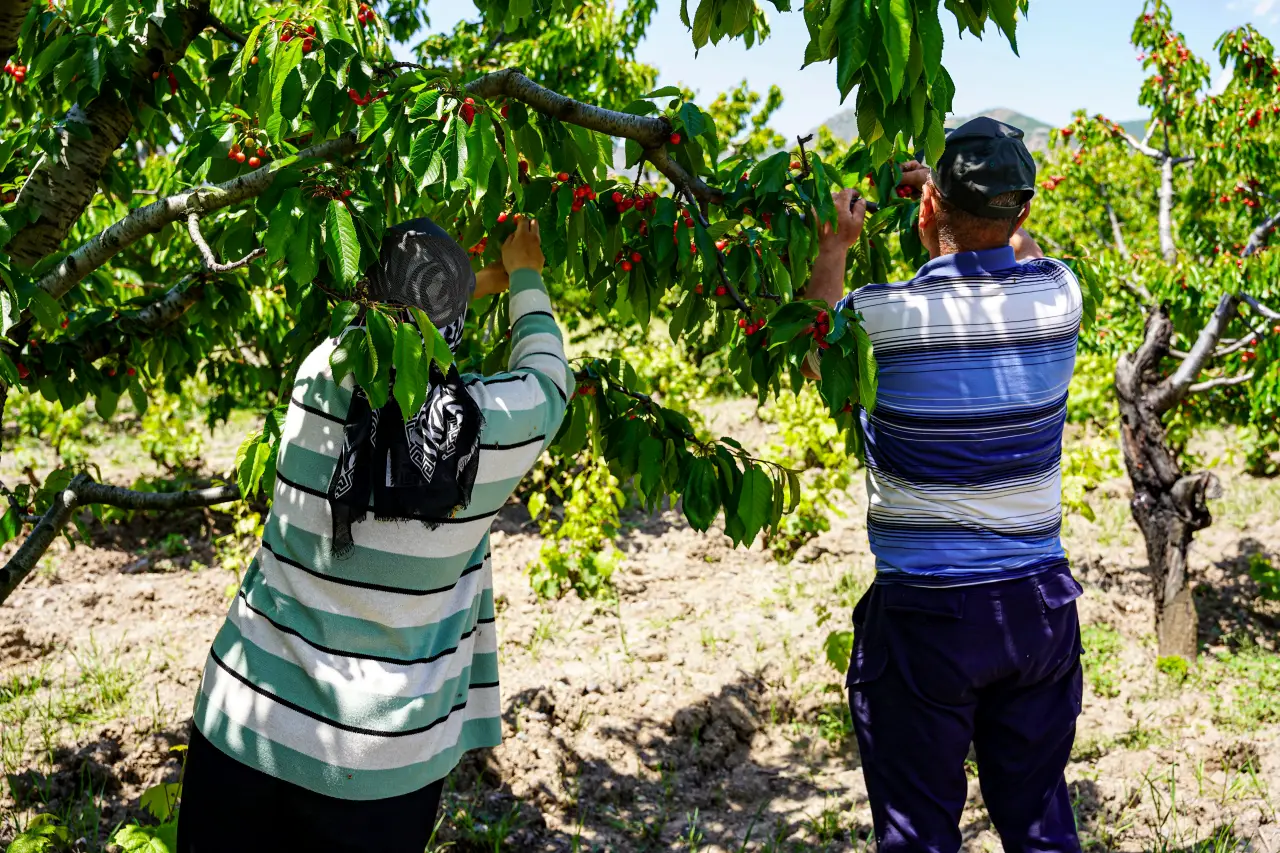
[421,0,1280,140]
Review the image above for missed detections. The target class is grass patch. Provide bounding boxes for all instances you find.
[1081,623,1124,699]
[1199,642,1280,732]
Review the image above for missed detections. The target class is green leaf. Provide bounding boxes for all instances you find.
[95,385,120,420]
[110,821,178,853]
[692,0,714,48]
[127,381,148,417]
[880,0,912,101]
[324,200,361,285]
[819,349,855,416]
[27,288,62,332]
[412,308,454,368]
[677,102,705,138]
[409,123,442,181]
[409,89,442,121]
[139,782,181,821]
[640,85,683,99]
[329,327,365,384]
[279,67,303,123]
[392,321,428,419]
[265,187,300,264]
[365,310,395,408]
[286,206,319,286]
[916,0,944,84]
[0,506,20,547]
[853,323,878,413]
[682,457,721,532]
[328,301,360,338]
[735,465,772,545]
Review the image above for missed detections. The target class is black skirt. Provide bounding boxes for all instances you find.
[176,726,445,853]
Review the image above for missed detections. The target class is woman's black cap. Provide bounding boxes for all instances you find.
[929,116,1037,220]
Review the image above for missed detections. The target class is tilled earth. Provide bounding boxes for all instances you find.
[2,415,1280,852]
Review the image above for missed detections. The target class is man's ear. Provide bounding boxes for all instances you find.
[1013,201,1032,234]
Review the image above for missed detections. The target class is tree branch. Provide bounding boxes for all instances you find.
[186,214,266,272]
[1241,292,1280,321]
[465,67,722,204]
[1242,210,1280,258]
[1158,156,1177,263]
[1189,374,1253,393]
[1118,129,1164,160]
[204,12,245,45]
[74,275,207,365]
[1149,294,1240,412]
[33,133,357,304]
[0,474,240,606]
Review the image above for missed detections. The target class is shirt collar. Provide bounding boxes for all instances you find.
[914,246,1018,280]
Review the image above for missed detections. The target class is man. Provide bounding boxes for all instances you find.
[178,216,571,851]
[804,117,1085,853]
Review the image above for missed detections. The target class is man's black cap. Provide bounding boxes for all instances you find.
[930,116,1037,220]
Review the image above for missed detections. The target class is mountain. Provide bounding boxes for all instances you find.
[810,107,1149,153]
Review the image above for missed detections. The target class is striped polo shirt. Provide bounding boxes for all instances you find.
[192,268,571,800]
[835,246,1082,586]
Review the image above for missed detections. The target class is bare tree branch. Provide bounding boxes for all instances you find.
[186,214,266,272]
[1150,293,1240,412]
[33,133,357,304]
[1119,129,1165,160]
[205,12,246,45]
[1158,156,1178,263]
[1242,210,1280,258]
[1212,316,1271,357]
[0,474,241,606]
[466,68,721,204]
[1189,374,1254,393]
[1241,292,1280,321]
[1121,278,1154,303]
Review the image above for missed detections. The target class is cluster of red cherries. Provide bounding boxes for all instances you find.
[809,310,832,350]
[348,88,387,106]
[738,316,766,336]
[357,3,377,25]
[3,61,27,84]
[227,143,267,168]
[614,249,643,272]
[279,22,318,53]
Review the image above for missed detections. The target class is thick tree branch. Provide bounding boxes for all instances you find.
[0,474,240,606]
[1242,210,1280,258]
[1189,374,1253,393]
[187,214,266,272]
[74,276,206,364]
[0,0,31,64]
[1149,294,1240,412]
[1241,292,1280,321]
[204,12,245,45]
[1119,129,1164,160]
[466,67,721,204]
[34,133,357,303]
[4,0,211,267]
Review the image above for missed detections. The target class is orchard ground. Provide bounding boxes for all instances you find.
[1,399,1279,853]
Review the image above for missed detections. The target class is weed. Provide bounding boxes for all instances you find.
[1155,655,1189,684]
[1247,551,1280,600]
[1081,623,1123,698]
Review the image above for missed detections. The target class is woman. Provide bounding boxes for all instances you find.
[177,216,571,851]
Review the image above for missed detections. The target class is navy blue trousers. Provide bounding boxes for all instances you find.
[847,569,1084,853]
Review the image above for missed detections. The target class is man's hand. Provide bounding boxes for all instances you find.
[502,214,544,274]
[818,188,867,253]
[898,160,929,199]
[472,263,509,301]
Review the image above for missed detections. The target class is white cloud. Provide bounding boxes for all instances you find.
[1256,0,1276,14]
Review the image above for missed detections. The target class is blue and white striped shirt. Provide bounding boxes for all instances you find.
[835,246,1082,586]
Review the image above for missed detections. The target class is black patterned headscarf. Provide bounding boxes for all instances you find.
[326,218,484,559]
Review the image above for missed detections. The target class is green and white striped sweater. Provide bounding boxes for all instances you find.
[193,269,571,800]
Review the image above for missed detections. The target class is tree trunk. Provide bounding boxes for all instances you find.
[0,0,31,65]
[1115,305,1217,659]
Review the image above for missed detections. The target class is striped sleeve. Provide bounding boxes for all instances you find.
[467,268,573,454]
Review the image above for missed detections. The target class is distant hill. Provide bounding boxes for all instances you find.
[811,107,1149,153]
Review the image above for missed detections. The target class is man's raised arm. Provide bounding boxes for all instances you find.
[801,188,867,379]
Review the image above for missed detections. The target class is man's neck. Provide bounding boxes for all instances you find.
[930,239,1010,260]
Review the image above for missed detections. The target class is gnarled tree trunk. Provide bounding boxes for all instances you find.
[1115,304,1219,659]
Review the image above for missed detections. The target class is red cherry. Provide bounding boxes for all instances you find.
[631,252,641,262]
[739,318,748,329]
[501,103,510,118]
[257,147,266,157]
[460,104,475,125]
[106,367,116,377]
[302,38,314,53]
[16,363,29,380]
[571,200,583,212]
[497,212,508,223]
[305,25,315,34]
[695,284,703,294]
[557,172,569,182]
[348,88,360,101]
[669,132,681,144]
[790,161,802,169]
[248,156,261,167]
[126,367,136,377]
[1061,128,1073,137]
[714,286,726,296]
[281,31,292,42]
[341,189,352,198]
[61,318,68,329]
[151,70,161,80]
[250,55,259,65]
[464,97,475,105]
[234,151,246,163]
[621,260,632,271]
[612,192,623,203]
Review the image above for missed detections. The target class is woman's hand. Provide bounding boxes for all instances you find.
[472,263,509,301]
[502,215,544,273]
